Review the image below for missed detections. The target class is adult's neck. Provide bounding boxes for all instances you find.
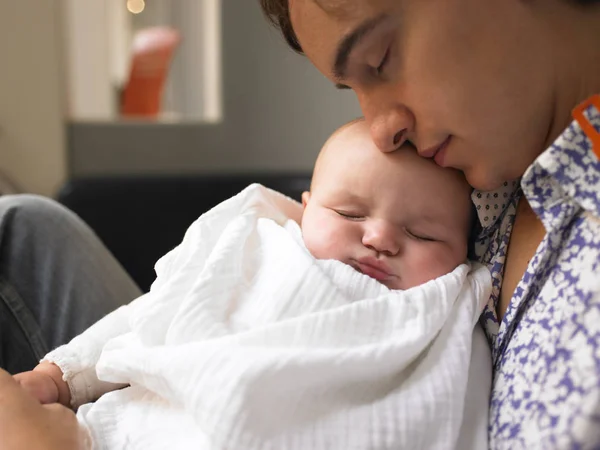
[542,2,600,149]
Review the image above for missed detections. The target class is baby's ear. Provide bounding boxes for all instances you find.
[301,191,311,208]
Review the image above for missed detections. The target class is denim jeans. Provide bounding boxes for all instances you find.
[0,195,141,374]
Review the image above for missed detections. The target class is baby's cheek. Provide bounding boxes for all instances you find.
[303,222,348,261]
[408,246,461,284]
[428,247,464,276]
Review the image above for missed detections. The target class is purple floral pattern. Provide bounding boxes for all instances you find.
[472,102,600,448]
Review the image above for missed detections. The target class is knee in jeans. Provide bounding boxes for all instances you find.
[0,194,80,233]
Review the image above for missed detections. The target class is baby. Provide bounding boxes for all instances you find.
[302,118,473,290]
[15,119,491,450]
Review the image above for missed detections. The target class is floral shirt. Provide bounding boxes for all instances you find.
[472,96,600,449]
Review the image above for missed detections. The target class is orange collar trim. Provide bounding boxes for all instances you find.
[572,94,600,160]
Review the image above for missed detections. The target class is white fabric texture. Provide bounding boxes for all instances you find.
[48,184,492,450]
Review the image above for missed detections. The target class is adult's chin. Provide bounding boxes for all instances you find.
[462,166,517,192]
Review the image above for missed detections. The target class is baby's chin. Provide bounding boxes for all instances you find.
[381,279,405,291]
[382,272,453,291]
[383,277,426,291]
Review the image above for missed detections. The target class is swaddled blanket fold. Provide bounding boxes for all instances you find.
[49,184,492,450]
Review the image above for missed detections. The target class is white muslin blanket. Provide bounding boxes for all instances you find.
[49,184,492,450]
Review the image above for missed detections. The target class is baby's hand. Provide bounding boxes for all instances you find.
[14,362,71,406]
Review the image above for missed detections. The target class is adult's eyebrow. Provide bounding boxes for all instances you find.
[333,13,388,82]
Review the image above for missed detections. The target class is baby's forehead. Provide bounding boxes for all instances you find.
[319,122,470,197]
[325,174,467,207]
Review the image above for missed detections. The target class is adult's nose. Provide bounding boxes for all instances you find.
[359,91,416,153]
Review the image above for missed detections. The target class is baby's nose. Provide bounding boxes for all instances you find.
[362,222,401,255]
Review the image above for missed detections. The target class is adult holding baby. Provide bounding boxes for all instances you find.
[258,0,600,447]
[0,0,598,448]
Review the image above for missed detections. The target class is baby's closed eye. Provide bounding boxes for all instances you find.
[334,210,365,221]
[405,228,437,242]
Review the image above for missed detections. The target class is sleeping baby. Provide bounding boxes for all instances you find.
[16,118,492,450]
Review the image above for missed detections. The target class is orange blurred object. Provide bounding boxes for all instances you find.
[121,27,181,118]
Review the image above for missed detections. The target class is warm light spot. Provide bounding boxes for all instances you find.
[127,0,145,14]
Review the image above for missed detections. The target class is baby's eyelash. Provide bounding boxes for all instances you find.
[406,229,436,242]
[335,211,364,220]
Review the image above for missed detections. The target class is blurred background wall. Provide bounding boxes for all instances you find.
[0,1,67,196]
[0,0,361,196]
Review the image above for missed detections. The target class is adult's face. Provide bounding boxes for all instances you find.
[290,0,561,190]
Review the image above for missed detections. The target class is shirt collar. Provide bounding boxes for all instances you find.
[522,98,600,228]
[472,181,520,230]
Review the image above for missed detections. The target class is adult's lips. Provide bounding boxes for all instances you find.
[418,136,452,166]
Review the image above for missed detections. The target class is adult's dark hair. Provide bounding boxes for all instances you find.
[259,0,600,54]
[259,0,302,53]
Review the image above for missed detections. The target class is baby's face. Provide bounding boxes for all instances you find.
[301,121,473,290]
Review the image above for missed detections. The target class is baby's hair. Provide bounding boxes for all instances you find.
[330,117,365,137]
[317,117,365,157]
[259,0,600,54]
[310,118,364,191]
